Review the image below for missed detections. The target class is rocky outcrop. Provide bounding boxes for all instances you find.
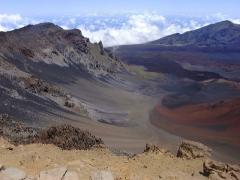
[143,143,170,154]
[0,114,103,150]
[0,114,38,145]
[203,160,240,180]
[22,76,64,96]
[64,95,75,108]
[177,140,212,159]
[35,125,104,150]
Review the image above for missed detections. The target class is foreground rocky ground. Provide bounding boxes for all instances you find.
[0,124,239,180]
[1,140,240,180]
[0,138,204,180]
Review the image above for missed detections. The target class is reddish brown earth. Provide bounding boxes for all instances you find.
[151,98,240,147]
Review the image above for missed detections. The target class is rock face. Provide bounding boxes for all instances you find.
[177,140,212,159]
[203,160,240,180]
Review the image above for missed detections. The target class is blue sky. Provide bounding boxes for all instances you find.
[1,0,240,16]
[0,0,240,46]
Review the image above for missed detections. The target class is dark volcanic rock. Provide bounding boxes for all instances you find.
[22,76,64,96]
[0,114,38,145]
[20,48,35,58]
[0,114,104,150]
[144,144,162,153]
[36,125,103,150]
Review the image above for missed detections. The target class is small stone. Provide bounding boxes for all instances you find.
[0,164,5,171]
[7,147,14,151]
[64,100,75,108]
[91,170,114,180]
[0,167,26,180]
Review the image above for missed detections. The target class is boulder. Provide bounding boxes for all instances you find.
[91,170,114,180]
[177,140,212,159]
[203,159,240,180]
[0,167,26,180]
[64,100,75,108]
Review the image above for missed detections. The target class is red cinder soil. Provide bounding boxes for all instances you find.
[152,98,240,146]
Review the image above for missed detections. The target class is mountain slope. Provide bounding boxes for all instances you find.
[0,23,125,125]
[150,21,240,49]
[0,23,123,77]
[113,21,240,81]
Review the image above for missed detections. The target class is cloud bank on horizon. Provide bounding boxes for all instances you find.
[0,12,240,47]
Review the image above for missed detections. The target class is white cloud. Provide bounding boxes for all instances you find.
[0,14,22,23]
[60,25,70,29]
[0,14,24,31]
[0,24,6,31]
[78,13,166,46]
[231,18,240,24]
[69,18,76,24]
[79,12,202,47]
